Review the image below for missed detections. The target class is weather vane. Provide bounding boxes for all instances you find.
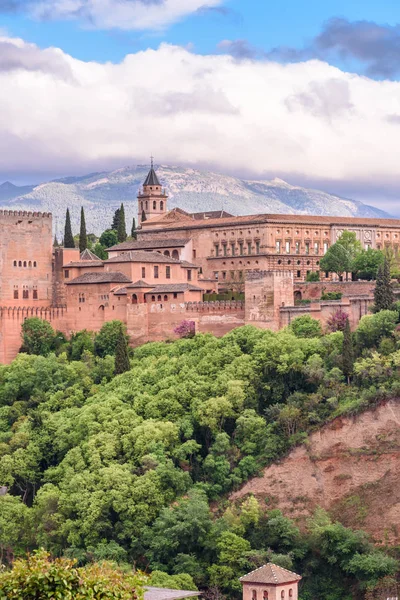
[150,155,154,168]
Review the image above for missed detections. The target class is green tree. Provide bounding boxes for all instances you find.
[342,318,354,383]
[93,242,108,260]
[79,207,88,252]
[53,234,59,247]
[117,203,127,242]
[290,315,322,338]
[355,310,398,349]
[99,229,118,249]
[320,231,362,280]
[114,326,131,375]
[63,208,75,248]
[374,258,394,312]
[141,209,147,223]
[95,320,128,357]
[21,318,57,356]
[352,248,384,280]
[112,207,120,231]
[306,271,320,282]
[131,217,137,240]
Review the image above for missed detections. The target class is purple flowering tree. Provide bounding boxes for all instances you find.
[327,309,349,333]
[174,320,196,339]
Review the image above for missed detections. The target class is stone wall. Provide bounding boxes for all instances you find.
[295,280,375,301]
[245,270,294,331]
[280,297,372,330]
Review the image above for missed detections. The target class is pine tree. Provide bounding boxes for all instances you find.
[53,234,59,247]
[117,203,127,242]
[79,207,88,253]
[342,318,354,384]
[114,327,130,375]
[141,209,147,223]
[112,208,120,231]
[374,257,394,312]
[64,209,75,248]
[131,217,137,240]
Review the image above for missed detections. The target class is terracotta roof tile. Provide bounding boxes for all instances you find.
[105,251,181,264]
[66,272,131,285]
[239,564,302,585]
[106,238,190,252]
[144,588,200,600]
[80,249,101,261]
[146,283,203,293]
[126,280,154,288]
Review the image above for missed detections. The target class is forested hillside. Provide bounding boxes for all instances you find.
[1,311,400,599]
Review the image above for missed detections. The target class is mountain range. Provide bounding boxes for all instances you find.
[0,165,390,237]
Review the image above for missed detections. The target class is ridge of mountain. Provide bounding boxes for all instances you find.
[0,165,390,236]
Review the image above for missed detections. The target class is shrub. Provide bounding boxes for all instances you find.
[355,310,398,349]
[174,320,196,339]
[327,309,349,333]
[306,271,320,282]
[321,292,343,301]
[0,549,144,599]
[20,318,58,356]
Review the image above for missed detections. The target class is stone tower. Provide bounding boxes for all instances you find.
[240,563,302,600]
[138,160,168,226]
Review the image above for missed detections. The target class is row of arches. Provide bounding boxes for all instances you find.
[252,589,293,599]
[140,200,164,212]
[13,260,37,268]
[163,249,179,259]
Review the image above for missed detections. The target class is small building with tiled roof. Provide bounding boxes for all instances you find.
[144,587,200,600]
[106,238,193,263]
[240,564,302,600]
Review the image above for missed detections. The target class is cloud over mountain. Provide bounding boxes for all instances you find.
[1,34,400,212]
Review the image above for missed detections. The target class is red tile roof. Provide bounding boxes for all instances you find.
[240,564,302,585]
[66,272,131,285]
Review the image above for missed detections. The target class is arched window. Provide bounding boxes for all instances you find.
[132,294,138,305]
[151,295,156,301]
[18,261,22,267]
[160,201,164,210]
[252,591,257,600]
[33,261,37,267]
[23,261,27,267]
[13,260,17,267]
[164,295,168,301]
[288,591,293,598]
[157,295,162,301]
[281,592,285,599]
[164,250,170,257]
[153,201,157,210]
[294,291,302,302]
[141,201,144,210]
[145,201,148,210]
[172,249,179,260]
[28,261,32,267]
[263,592,269,600]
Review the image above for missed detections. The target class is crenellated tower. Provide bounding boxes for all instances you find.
[138,159,168,226]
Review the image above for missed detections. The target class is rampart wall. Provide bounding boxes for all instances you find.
[295,280,375,301]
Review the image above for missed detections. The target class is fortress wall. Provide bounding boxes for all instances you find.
[0,211,53,307]
[245,270,294,331]
[279,296,372,330]
[295,280,375,300]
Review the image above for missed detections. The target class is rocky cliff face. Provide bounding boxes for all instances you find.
[231,401,400,544]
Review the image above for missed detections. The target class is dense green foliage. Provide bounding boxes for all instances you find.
[1,321,400,598]
[79,207,88,253]
[305,271,319,282]
[64,208,75,248]
[352,248,384,280]
[374,258,394,312]
[0,549,145,599]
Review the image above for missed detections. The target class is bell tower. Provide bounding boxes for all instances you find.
[138,159,168,226]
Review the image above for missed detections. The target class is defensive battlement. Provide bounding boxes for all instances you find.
[185,300,245,311]
[0,306,66,318]
[0,210,52,219]
[246,269,293,281]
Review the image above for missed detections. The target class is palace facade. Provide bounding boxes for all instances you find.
[0,164,398,363]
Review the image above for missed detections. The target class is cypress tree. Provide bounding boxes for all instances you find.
[374,257,394,312]
[112,208,120,231]
[64,208,75,248]
[114,327,130,375]
[79,207,88,252]
[117,203,127,242]
[53,234,59,247]
[342,318,354,384]
[141,209,147,223]
[131,217,137,240]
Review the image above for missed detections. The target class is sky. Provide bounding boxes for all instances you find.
[1,0,400,214]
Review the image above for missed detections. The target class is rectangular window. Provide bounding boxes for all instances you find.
[256,241,260,254]
[166,266,171,279]
[305,242,310,255]
[314,242,319,254]
[222,271,226,280]
[187,270,192,281]
[154,265,159,279]
[365,243,371,250]
[231,243,235,256]
[297,270,301,278]
[215,245,219,257]
[142,267,146,278]
[230,270,235,279]
[173,293,178,299]
[214,271,219,280]
[193,249,196,259]
[239,242,244,255]
[295,241,300,254]
[64,270,69,279]
[276,241,281,254]
[33,289,38,300]
[23,289,29,299]
[223,244,227,256]
[323,242,329,254]
[325,271,329,278]
[247,242,252,255]
[14,289,18,300]
[285,241,290,254]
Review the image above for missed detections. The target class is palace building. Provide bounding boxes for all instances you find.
[0,163,398,363]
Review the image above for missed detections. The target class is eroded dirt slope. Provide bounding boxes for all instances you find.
[231,401,400,543]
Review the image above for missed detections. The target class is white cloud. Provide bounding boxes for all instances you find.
[1,36,400,191]
[30,0,223,31]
